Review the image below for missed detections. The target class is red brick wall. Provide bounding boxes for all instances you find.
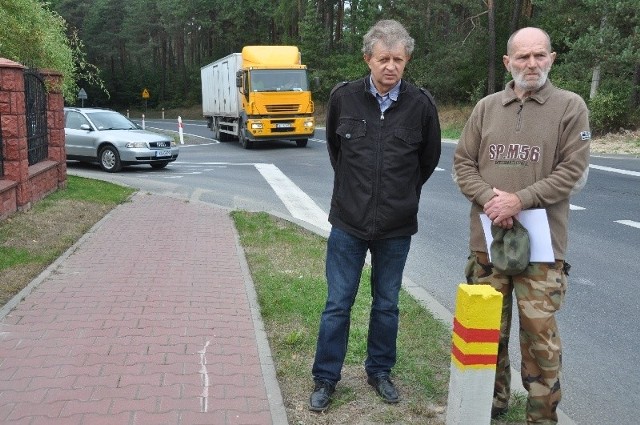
[0,58,66,220]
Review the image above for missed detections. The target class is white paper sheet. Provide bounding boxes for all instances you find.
[480,209,555,263]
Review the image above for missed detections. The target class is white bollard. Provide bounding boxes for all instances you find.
[141,114,145,130]
[178,116,184,145]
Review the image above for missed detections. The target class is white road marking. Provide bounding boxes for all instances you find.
[254,163,330,233]
[615,220,640,229]
[570,204,586,210]
[198,341,210,412]
[589,164,640,177]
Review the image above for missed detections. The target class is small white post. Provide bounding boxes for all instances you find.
[178,116,184,145]
[162,108,165,120]
[446,284,502,425]
[141,114,145,130]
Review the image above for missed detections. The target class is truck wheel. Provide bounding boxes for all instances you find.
[215,118,233,142]
[296,139,308,148]
[212,118,220,140]
[239,123,253,149]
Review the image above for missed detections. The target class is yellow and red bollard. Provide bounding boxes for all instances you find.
[446,284,502,425]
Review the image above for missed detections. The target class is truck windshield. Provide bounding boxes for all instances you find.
[250,69,309,92]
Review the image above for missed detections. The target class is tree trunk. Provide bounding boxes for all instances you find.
[487,0,497,94]
[590,16,607,99]
[335,0,343,44]
[510,0,524,34]
[590,65,601,99]
[633,63,640,107]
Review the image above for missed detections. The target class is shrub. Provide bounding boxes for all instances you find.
[588,91,631,134]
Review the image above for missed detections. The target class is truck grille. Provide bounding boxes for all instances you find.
[266,104,300,113]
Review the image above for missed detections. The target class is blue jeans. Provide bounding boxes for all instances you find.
[312,226,411,383]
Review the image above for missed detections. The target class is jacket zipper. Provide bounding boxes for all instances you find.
[371,110,385,238]
[516,102,523,132]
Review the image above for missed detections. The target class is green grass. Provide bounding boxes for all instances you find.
[0,247,34,271]
[441,126,463,140]
[40,175,135,205]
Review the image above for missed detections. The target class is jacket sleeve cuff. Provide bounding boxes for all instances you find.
[477,188,496,206]
[515,189,534,209]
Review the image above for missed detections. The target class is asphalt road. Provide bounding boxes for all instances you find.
[68,118,640,425]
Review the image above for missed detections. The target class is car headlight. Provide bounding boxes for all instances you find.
[125,141,147,148]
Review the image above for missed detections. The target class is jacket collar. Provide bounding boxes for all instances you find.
[502,79,554,106]
[363,75,404,97]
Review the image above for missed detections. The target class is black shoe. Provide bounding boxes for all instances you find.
[309,380,335,412]
[367,374,400,403]
[491,405,508,418]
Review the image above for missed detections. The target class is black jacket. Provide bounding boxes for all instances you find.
[327,76,441,240]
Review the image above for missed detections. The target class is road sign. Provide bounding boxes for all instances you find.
[78,88,87,107]
[142,88,150,99]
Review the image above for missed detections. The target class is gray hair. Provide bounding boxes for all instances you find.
[362,20,415,57]
[506,27,552,55]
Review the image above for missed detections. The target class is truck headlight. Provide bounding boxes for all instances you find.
[304,119,314,128]
[251,122,263,129]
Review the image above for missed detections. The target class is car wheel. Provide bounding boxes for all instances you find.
[296,139,308,148]
[99,145,122,173]
[150,161,169,169]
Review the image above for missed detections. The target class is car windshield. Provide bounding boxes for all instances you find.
[250,69,309,92]
[86,111,138,130]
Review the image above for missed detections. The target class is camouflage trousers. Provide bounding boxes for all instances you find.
[465,251,567,425]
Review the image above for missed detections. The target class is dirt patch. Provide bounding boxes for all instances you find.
[590,130,640,156]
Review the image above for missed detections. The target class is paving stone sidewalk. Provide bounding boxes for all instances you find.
[0,192,286,424]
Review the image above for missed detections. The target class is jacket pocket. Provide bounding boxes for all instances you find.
[393,127,421,146]
[336,119,367,141]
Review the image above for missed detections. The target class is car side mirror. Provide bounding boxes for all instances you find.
[80,124,92,131]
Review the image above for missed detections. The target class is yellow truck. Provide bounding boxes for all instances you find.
[201,46,315,148]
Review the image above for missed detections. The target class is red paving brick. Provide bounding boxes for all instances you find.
[0,193,286,424]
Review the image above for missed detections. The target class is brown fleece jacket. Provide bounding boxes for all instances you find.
[453,80,591,260]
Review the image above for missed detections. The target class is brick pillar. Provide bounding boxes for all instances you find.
[0,59,28,194]
[40,69,67,189]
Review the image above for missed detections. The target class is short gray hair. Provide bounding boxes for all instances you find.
[362,20,415,57]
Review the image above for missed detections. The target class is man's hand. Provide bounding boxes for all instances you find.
[484,188,522,228]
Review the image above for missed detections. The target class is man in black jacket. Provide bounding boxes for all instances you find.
[309,19,441,412]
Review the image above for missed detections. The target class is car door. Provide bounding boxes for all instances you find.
[64,111,99,158]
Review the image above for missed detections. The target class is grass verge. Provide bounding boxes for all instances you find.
[231,210,527,424]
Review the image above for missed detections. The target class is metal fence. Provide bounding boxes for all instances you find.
[24,69,48,165]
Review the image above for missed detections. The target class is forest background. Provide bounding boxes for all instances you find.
[1,0,639,134]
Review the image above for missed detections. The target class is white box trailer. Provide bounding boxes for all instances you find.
[201,53,241,119]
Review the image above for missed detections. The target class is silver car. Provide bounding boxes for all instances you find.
[64,107,179,172]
